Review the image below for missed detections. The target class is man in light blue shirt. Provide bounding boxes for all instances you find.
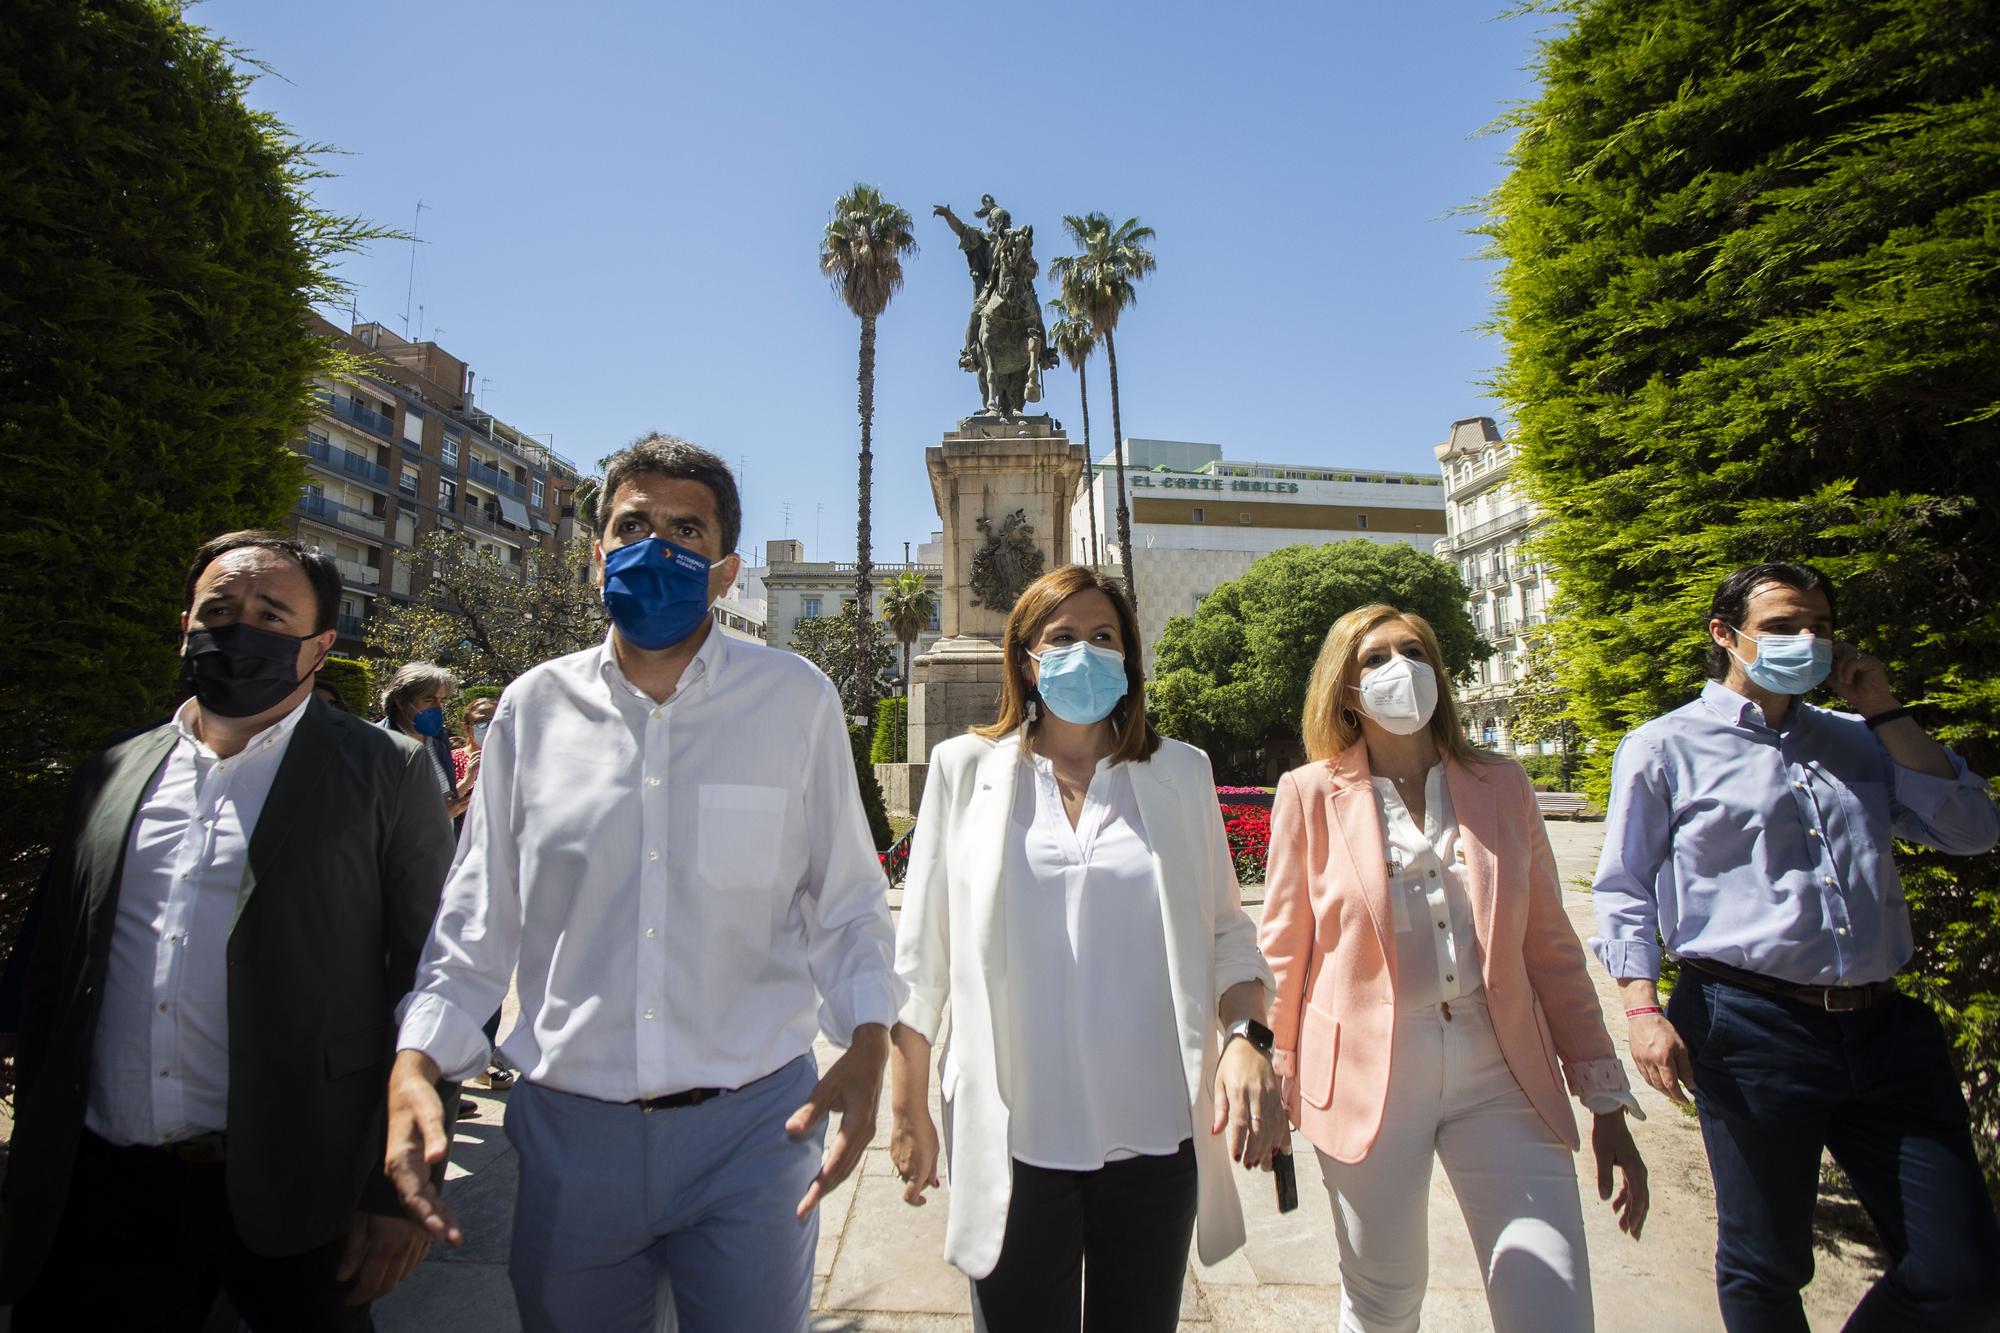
[1592,561,1999,1332]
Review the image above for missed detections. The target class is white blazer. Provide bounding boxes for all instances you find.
[895,729,1274,1280]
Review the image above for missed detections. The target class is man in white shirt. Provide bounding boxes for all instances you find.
[1,532,456,1330]
[386,435,901,1333]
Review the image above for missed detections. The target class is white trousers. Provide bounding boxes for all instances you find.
[1316,993,1593,1333]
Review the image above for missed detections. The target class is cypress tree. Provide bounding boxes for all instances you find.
[1487,0,2000,1186]
[0,1,377,930]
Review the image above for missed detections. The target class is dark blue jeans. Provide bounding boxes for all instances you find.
[1670,974,2000,1332]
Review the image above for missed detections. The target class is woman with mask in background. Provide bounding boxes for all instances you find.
[1259,604,1649,1333]
[379,663,468,825]
[889,565,1281,1332]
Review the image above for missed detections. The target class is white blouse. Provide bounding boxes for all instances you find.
[1371,765,1484,1010]
[1003,752,1193,1170]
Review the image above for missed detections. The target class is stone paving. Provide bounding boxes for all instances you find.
[373,820,1888,1331]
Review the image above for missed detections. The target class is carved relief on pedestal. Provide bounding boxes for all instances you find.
[968,508,1043,613]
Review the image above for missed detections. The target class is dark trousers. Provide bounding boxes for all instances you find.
[1671,974,2000,1333]
[12,1129,373,1333]
[971,1139,1198,1333]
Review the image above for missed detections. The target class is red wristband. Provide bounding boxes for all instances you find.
[1624,1005,1664,1019]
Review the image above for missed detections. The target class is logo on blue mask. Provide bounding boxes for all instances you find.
[1029,642,1129,725]
[602,537,714,651]
[1727,627,1833,696]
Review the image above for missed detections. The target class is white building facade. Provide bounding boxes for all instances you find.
[760,537,945,687]
[1432,416,1556,753]
[1070,439,1449,672]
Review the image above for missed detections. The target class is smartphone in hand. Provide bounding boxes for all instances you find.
[1273,1150,1298,1214]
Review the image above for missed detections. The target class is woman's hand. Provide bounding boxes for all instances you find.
[889,1107,941,1206]
[1591,1110,1649,1239]
[1212,1038,1287,1169]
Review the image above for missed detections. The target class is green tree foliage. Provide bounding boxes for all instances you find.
[871,697,909,765]
[789,604,895,722]
[1050,214,1156,610]
[1507,628,1584,789]
[1046,294,1101,566]
[366,532,605,686]
[820,184,917,731]
[1485,0,2000,1186]
[877,569,937,694]
[317,655,377,717]
[0,0,378,930]
[1151,541,1482,778]
[847,723,894,852]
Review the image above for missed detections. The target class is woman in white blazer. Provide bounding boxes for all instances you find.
[889,565,1282,1332]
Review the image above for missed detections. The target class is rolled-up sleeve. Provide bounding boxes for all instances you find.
[893,756,954,1044]
[1258,770,1314,1077]
[1590,731,1672,982]
[800,685,903,1046]
[1888,746,2000,855]
[397,698,525,1084]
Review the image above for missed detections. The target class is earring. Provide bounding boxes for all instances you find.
[1026,698,1040,724]
[1342,707,1361,728]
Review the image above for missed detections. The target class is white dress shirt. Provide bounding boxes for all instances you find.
[1005,753,1191,1170]
[87,694,310,1145]
[397,628,902,1098]
[1372,766,1483,1010]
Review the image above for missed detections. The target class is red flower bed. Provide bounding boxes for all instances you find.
[1221,804,1272,882]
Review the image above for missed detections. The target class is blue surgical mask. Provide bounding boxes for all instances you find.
[472,721,490,745]
[1727,627,1833,695]
[1029,642,1129,725]
[410,706,446,737]
[602,537,713,651]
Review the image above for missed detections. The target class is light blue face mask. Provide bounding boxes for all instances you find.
[1029,642,1129,725]
[1727,627,1833,695]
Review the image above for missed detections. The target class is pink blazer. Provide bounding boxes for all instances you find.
[1259,747,1620,1162]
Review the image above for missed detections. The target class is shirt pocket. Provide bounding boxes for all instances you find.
[697,784,789,891]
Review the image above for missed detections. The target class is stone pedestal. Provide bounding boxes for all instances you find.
[880,414,1085,815]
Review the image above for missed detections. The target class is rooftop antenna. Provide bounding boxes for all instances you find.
[400,199,428,335]
[815,502,823,561]
[781,502,793,536]
[416,303,426,342]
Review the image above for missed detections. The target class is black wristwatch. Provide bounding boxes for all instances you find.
[1225,1019,1275,1056]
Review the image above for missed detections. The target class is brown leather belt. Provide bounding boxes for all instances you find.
[1682,957,1897,1013]
[631,1087,725,1113]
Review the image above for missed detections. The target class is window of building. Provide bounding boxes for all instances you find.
[531,477,544,508]
[399,466,419,496]
[1191,507,1205,523]
[442,433,459,468]
[802,597,821,619]
[1240,512,1253,524]
[437,478,456,511]
[402,406,425,448]
[1356,513,1369,530]
[929,604,940,631]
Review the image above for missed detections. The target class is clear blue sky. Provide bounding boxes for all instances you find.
[197,0,1559,564]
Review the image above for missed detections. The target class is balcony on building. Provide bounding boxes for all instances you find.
[297,492,386,539]
[336,611,368,640]
[466,457,528,501]
[304,436,391,490]
[315,389,396,441]
[1450,505,1533,549]
[334,556,381,588]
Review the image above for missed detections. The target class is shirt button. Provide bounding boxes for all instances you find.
[1427,870,1437,879]
[651,708,662,720]
[647,777,661,787]
[1445,975,1455,983]
[643,1009,655,1020]
[1825,876,1836,886]
[648,850,660,861]
[1437,921,1448,931]
[1836,927,1850,937]
[158,1002,169,1012]
[645,927,657,939]
[179,871,191,880]
[159,1069,171,1078]
[1810,829,1823,840]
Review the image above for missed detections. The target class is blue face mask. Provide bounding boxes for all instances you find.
[602,537,713,651]
[410,706,446,737]
[1727,627,1833,695]
[1029,642,1129,725]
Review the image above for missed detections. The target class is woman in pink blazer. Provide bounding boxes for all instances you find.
[1260,604,1648,1333]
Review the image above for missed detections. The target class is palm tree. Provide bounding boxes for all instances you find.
[820,184,917,722]
[878,568,938,695]
[1050,213,1156,611]
[1046,294,1100,568]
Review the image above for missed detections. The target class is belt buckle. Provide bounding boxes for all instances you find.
[1821,987,1866,1013]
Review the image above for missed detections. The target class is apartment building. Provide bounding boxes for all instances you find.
[1432,416,1556,752]
[290,315,581,649]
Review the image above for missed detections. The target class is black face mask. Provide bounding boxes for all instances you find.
[179,623,321,719]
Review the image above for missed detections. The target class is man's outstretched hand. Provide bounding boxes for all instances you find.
[785,1023,890,1219]
[385,1049,464,1248]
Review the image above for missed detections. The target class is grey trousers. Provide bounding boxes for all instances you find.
[503,1054,824,1333]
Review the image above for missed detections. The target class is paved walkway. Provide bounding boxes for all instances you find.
[376,821,1889,1331]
